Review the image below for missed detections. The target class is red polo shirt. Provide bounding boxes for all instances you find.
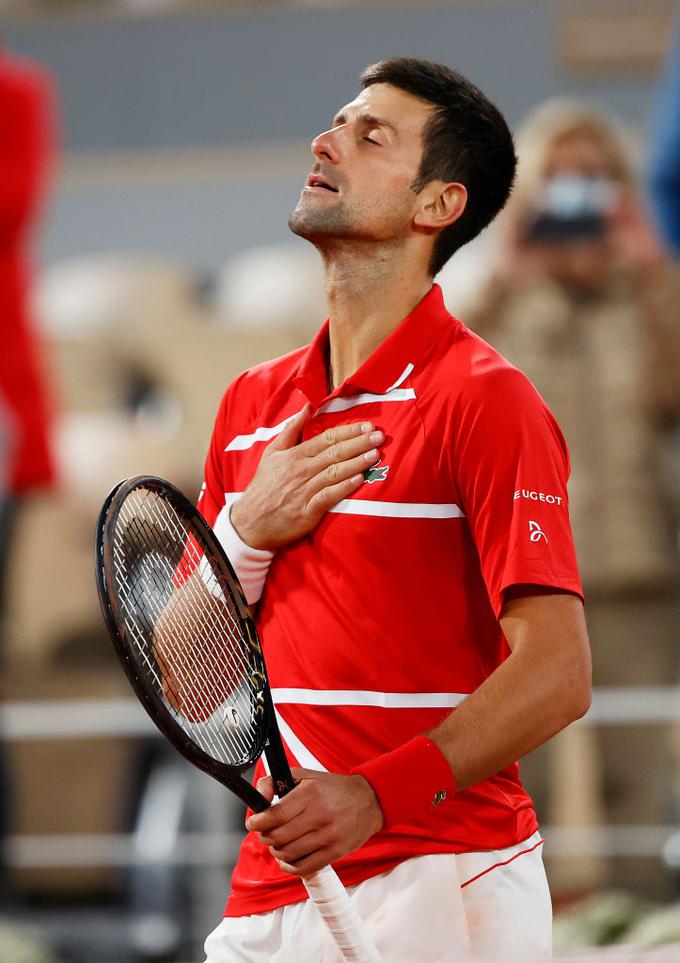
[199,284,583,917]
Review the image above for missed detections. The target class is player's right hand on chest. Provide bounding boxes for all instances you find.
[230,404,383,551]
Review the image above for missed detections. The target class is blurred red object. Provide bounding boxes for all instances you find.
[0,46,56,494]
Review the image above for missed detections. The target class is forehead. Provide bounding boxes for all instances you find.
[547,131,613,170]
[336,83,434,141]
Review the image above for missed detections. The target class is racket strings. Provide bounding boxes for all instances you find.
[117,500,255,756]
[115,502,256,765]
[111,528,243,765]
[135,495,254,683]
[113,535,243,765]
[151,500,255,681]
[144,501,259,720]
[111,488,262,766]
[116,511,246,718]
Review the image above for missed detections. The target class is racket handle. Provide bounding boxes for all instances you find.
[303,865,383,962]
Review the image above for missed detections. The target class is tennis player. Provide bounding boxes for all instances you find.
[200,58,590,961]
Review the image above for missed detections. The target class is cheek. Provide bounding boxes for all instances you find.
[352,172,415,216]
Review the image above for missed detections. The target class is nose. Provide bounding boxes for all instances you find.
[311,126,341,164]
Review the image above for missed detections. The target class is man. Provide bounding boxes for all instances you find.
[200,58,590,961]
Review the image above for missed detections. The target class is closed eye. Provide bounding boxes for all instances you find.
[363,135,380,145]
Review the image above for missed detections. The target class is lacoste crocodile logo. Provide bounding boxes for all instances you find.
[363,465,390,484]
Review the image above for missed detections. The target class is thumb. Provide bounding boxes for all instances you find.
[289,767,323,782]
[256,774,276,803]
[270,404,312,450]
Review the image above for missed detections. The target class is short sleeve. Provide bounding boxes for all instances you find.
[453,365,583,617]
[197,386,231,528]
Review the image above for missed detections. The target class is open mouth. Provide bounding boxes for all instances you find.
[305,175,338,193]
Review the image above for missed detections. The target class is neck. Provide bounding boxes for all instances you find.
[319,245,432,390]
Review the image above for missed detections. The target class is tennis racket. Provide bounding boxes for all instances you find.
[95,474,382,963]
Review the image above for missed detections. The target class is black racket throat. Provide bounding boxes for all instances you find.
[95,474,296,816]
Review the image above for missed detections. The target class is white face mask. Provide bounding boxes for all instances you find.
[538,174,620,221]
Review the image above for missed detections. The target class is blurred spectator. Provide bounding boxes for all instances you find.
[465,99,680,897]
[0,45,57,900]
[0,45,56,624]
[649,12,680,255]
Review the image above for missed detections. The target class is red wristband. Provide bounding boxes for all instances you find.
[352,735,456,829]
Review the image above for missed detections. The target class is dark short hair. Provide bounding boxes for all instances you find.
[361,57,517,275]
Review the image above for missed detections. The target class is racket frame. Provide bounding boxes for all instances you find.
[94,474,289,813]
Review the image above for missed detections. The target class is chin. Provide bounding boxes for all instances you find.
[288,208,311,239]
[288,205,352,241]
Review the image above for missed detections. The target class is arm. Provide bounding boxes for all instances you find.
[427,589,590,791]
[247,591,590,876]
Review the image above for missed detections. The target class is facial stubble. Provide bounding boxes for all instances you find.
[288,189,417,246]
[288,195,355,241]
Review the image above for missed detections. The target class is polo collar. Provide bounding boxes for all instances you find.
[292,284,454,408]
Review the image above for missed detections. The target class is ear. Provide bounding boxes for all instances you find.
[413,181,468,231]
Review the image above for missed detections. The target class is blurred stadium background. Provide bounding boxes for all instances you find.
[1,1,680,961]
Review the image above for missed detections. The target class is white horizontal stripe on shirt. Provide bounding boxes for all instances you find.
[224,408,304,452]
[329,499,465,519]
[224,363,416,450]
[271,689,468,709]
[224,492,465,520]
[316,387,416,415]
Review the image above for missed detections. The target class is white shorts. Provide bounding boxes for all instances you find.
[203,831,551,962]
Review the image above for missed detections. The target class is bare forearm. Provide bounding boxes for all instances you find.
[428,594,591,791]
[154,574,227,717]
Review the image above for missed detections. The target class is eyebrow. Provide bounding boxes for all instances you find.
[332,111,399,135]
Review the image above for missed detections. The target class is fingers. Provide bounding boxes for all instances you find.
[248,770,380,878]
[305,472,368,516]
[302,426,384,505]
[248,788,306,833]
[269,828,325,864]
[277,848,336,878]
[306,447,381,498]
[253,813,338,878]
[313,428,384,473]
[248,770,327,841]
[301,420,380,459]
[289,768,325,780]
[255,812,318,850]
[270,404,313,450]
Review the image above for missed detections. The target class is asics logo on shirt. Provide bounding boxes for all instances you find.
[529,521,548,543]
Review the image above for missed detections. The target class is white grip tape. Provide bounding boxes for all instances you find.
[302,865,383,962]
